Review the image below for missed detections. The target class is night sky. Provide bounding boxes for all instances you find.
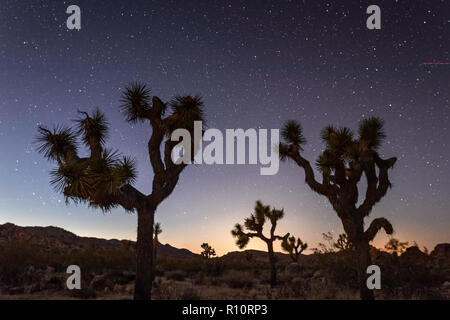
[0,0,449,255]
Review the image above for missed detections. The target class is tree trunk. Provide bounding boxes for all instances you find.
[354,239,375,300]
[152,238,157,281]
[267,242,277,288]
[134,205,154,300]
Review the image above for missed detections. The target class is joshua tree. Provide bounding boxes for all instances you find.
[384,238,409,256]
[200,243,216,259]
[231,201,289,287]
[334,233,353,252]
[152,222,162,279]
[279,117,396,300]
[281,236,307,263]
[35,83,204,300]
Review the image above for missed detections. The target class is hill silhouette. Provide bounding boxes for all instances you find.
[0,222,197,260]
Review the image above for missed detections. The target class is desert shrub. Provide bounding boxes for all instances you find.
[179,286,201,300]
[203,259,225,277]
[166,270,186,281]
[191,273,205,285]
[0,241,43,286]
[310,250,357,288]
[222,271,255,289]
[69,287,97,299]
[153,266,164,278]
[159,257,204,274]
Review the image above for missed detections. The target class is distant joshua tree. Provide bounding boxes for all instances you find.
[35,83,205,300]
[312,232,353,254]
[384,238,409,256]
[281,236,307,263]
[279,117,396,300]
[334,233,353,252]
[152,222,162,279]
[231,201,289,287]
[200,243,216,259]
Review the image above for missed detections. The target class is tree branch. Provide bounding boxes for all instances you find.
[289,150,334,197]
[358,154,397,217]
[365,217,394,241]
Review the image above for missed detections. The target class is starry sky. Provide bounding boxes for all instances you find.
[0,0,449,256]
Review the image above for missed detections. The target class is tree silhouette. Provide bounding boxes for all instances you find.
[281,235,307,263]
[231,201,289,287]
[152,222,162,279]
[35,83,204,300]
[385,238,409,256]
[200,243,216,259]
[334,233,353,251]
[279,117,396,300]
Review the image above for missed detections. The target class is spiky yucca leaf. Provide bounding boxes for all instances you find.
[281,236,295,253]
[316,152,333,175]
[328,127,354,156]
[231,223,250,249]
[255,200,271,224]
[168,95,204,131]
[50,160,90,195]
[113,156,137,186]
[89,150,132,195]
[281,120,306,146]
[345,141,361,160]
[35,125,77,162]
[231,223,244,237]
[236,234,250,249]
[320,125,337,144]
[120,82,152,123]
[358,117,386,150]
[276,143,289,161]
[268,208,284,222]
[297,238,308,251]
[76,108,108,147]
[50,149,136,210]
[244,214,264,232]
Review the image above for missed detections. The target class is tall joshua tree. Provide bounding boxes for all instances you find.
[281,236,307,263]
[279,117,396,300]
[152,222,162,279]
[200,243,216,259]
[231,201,289,287]
[35,83,204,300]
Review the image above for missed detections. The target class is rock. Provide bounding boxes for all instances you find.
[89,274,114,291]
[431,243,450,268]
[431,244,450,259]
[286,262,303,274]
[400,246,429,264]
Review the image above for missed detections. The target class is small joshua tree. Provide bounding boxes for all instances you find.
[334,233,353,251]
[281,236,307,263]
[384,238,409,256]
[152,222,162,279]
[35,83,204,300]
[200,243,216,259]
[279,117,396,300]
[231,201,289,287]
